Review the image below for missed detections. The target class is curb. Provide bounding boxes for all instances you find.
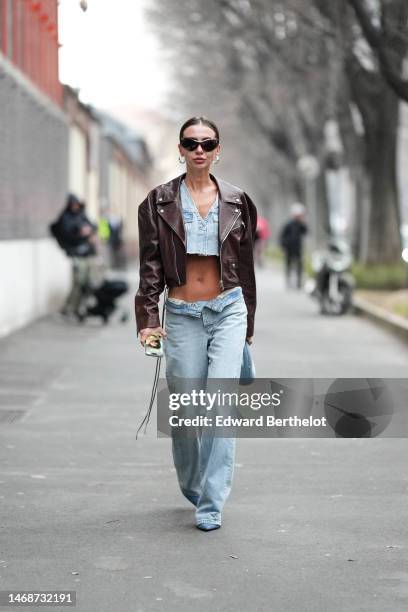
[353,296,408,344]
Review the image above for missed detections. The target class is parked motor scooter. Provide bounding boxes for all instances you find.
[306,238,355,315]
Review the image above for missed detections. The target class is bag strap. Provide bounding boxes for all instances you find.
[135,285,168,440]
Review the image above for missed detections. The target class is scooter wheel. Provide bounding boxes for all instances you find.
[339,284,353,314]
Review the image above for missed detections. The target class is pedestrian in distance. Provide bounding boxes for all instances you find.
[135,116,257,532]
[50,194,98,317]
[50,194,97,257]
[279,202,308,290]
[107,213,125,270]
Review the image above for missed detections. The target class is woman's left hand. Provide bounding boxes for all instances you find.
[246,336,253,345]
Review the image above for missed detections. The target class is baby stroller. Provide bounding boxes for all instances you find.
[49,198,129,325]
[58,253,129,325]
[79,277,129,324]
[67,257,129,324]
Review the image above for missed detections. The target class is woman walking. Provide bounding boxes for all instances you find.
[135,116,257,531]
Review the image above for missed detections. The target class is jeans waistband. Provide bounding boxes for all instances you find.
[165,286,243,316]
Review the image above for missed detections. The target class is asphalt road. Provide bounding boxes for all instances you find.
[0,264,407,612]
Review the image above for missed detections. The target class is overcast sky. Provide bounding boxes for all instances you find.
[58,0,169,110]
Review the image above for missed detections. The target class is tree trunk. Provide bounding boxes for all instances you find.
[364,87,402,264]
[351,164,371,262]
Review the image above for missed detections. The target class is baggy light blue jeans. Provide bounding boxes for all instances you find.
[163,287,247,526]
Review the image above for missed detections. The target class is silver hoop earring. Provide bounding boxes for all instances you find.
[178,155,186,164]
[214,154,220,164]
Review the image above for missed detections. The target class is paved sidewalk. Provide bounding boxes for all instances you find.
[0,266,407,612]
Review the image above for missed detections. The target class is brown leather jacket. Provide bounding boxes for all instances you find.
[135,172,257,338]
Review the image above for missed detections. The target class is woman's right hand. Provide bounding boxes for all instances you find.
[138,326,167,347]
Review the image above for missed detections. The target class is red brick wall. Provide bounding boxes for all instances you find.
[0,0,62,106]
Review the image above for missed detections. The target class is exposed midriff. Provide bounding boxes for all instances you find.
[167,254,222,302]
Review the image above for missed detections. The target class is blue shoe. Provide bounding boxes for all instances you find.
[196,522,221,532]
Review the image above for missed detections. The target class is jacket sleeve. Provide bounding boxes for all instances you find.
[240,192,258,338]
[134,194,165,335]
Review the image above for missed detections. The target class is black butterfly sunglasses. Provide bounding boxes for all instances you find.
[180,137,219,152]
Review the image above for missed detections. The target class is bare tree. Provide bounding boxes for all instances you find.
[147,0,334,241]
[348,0,408,102]
[326,0,407,262]
[146,0,407,262]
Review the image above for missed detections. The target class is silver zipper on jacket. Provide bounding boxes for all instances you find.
[219,210,241,290]
[171,232,181,284]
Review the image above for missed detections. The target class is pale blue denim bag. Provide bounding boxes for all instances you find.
[240,341,256,385]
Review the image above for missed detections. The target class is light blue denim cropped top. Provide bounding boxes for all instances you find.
[169,179,240,305]
[180,179,219,256]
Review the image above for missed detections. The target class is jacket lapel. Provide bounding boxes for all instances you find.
[155,174,186,246]
[155,172,242,247]
[216,175,242,243]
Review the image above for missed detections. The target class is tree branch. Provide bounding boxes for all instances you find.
[347,0,408,101]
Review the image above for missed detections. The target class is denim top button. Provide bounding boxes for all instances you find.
[180,180,220,255]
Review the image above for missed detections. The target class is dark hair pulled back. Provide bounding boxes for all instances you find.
[179,116,220,141]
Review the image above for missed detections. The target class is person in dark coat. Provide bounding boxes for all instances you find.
[50,194,98,317]
[279,203,308,289]
[51,194,97,257]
